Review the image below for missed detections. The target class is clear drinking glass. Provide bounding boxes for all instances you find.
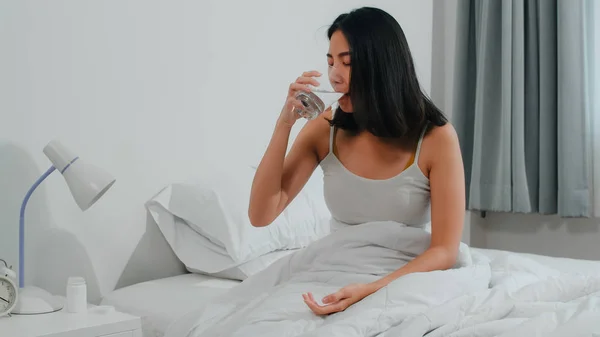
[294,71,344,120]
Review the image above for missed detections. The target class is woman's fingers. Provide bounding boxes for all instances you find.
[307,292,320,304]
[288,71,322,96]
[302,70,322,78]
[303,292,351,315]
[287,97,304,110]
[289,82,311,93]
[295,76,321,87]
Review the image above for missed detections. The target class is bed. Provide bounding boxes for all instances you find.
[101,274,241,337]
[101,247,600,337]
[103,168,600,336]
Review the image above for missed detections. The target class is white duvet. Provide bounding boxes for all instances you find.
[164,221,600,337]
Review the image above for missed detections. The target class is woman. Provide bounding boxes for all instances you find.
[249,7,465,315]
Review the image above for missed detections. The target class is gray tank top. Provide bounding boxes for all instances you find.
[319,124,431,228]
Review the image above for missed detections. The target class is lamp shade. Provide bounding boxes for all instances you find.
[43,140,115,211]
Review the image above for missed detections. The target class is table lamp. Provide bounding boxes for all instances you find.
[11,140,116,315]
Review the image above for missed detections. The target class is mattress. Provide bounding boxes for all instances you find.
[101,248,600,337]
[100,273,241,337]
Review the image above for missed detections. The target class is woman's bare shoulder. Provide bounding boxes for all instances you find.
[420,123,461,172]
[424,123,459,143]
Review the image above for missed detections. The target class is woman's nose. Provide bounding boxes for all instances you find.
[328,66,342,83]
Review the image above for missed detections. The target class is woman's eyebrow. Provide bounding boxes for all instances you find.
[326,51,350,58]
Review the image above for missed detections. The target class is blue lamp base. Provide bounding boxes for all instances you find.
[12,286,64,315]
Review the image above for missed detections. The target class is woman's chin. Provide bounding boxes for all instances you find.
[338,103,353,112]
[338,96,353,112]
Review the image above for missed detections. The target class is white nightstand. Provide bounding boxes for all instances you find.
[0,305,142,337]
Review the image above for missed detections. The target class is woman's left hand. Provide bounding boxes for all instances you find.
[302,283,378,315]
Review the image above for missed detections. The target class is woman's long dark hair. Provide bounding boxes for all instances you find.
[327,7,447,141]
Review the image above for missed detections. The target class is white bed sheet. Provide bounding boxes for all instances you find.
[100,273,241,337]
[471,248,600,275]
[101,248,600,337]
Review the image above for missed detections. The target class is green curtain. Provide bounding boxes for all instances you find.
[453,0,595,217]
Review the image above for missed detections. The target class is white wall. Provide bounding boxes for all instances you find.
[0,0,434,303]
[480,213,600,260]
[431,0,600,260]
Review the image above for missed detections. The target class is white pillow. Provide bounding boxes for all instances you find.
[146,165,331,279]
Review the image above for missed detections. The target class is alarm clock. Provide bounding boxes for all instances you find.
[0,259,18,317]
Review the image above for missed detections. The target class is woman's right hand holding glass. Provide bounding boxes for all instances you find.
[278,71,322,127]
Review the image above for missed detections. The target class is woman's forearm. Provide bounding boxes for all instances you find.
[370,246,457,291]
[248,119,293,226]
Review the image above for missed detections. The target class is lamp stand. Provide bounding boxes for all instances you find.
[13,165,64,315]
